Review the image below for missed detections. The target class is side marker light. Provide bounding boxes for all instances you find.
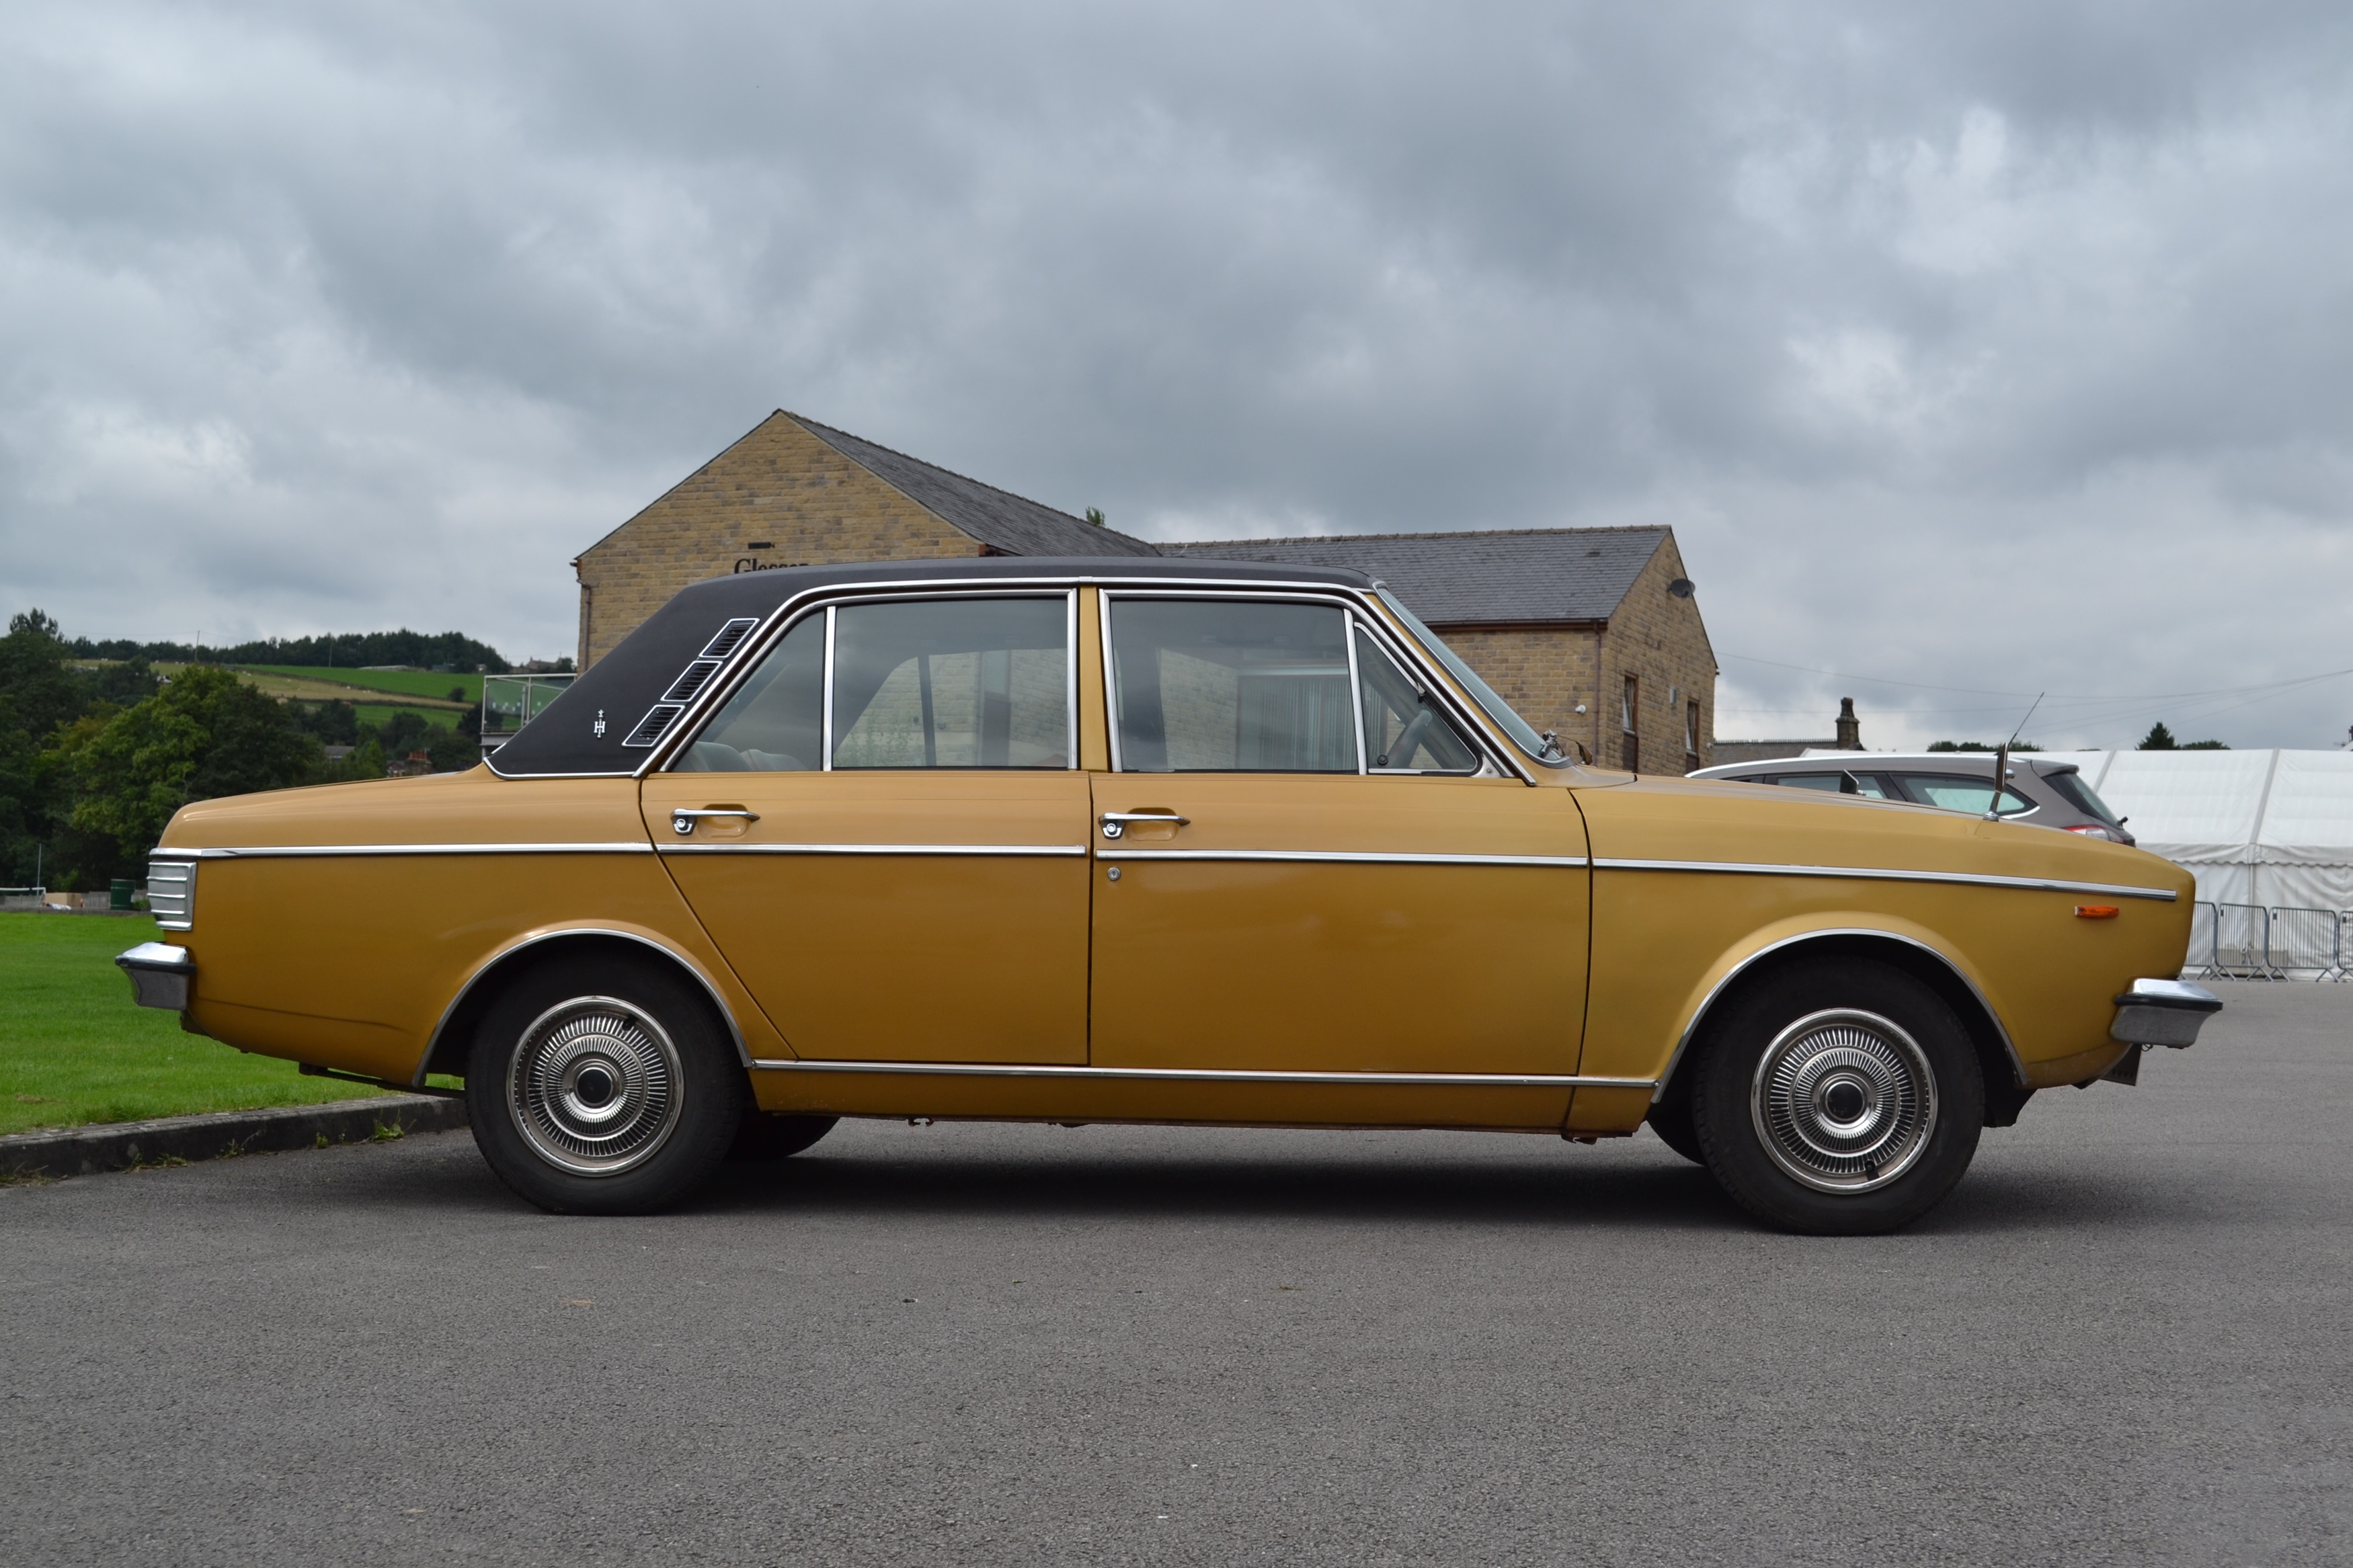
[2075,905,2120,919]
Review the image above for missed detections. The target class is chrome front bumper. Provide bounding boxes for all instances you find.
[2111,977,2221,1048]
[117,942,195,1011]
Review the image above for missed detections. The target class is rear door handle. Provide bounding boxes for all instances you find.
[1100,811,1189,840]
[672,808,760,836]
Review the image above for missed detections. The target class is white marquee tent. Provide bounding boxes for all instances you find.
[2085,749,2353,914]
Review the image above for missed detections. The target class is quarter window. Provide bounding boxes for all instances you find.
[1895,774,2034,816]
[678,614,824,772]
[1109,599,1356,772]
[1356,629,1477,773]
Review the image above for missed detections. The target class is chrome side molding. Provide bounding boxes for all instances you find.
[2110,977,2223,1048]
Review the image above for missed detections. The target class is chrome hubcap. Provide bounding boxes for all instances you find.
[1750,1009,1936,1194]
[507,997,683,1176]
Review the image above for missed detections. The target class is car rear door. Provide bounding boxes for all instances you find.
[641,592,1092,1064]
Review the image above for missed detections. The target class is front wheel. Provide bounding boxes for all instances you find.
[1689,959,1983,1235]
[467,956,746,1214]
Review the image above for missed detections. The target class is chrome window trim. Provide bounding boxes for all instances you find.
[1592,857,2177,902]
[748,1058,1654,1089]
[1099,848,1588,869]
[415,927,752,1083]
[1098,587,1530,782]
[158,842,655,858]
[1065,587,1080,770]
[607,571,1540,782]
[1343,620,1369,774]
[660,842,1086,858]
[1650,927,2029,1102]
[820,604,837,771]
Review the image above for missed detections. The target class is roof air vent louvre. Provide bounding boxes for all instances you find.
[700,618,760,660]
[622,704,686,747]
[660,660,723,705]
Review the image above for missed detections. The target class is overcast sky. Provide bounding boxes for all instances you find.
[4,1,2350,748]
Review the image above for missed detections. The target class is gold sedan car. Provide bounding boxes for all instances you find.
[117,559,2219,1233]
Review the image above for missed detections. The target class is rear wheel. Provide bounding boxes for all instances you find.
[466,956,746,1214]
[1689,959,1983,1235]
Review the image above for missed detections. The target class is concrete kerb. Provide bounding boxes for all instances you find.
[0,1095,469,1180]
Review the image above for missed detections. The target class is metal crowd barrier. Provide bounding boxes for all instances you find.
[2188,900,2351,981]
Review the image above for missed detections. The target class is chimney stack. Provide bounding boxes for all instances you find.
[1835,697,1861,751]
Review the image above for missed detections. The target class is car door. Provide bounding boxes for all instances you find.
[1087,593,1590,1079]
[641,592,1092,1063]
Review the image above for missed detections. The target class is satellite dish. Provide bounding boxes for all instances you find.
[1668,578,1696,599]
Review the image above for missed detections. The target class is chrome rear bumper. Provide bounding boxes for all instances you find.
[2111,978,2221,1048]
[117,942,194,1011]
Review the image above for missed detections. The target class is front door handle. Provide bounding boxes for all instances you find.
[672,808,760,836]
[1099,811,1189,840]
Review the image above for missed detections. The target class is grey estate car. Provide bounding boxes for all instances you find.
[1689,752,2137,845]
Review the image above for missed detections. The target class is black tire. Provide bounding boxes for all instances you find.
[465,954,747,1214]
[729,1110,839,1163]
[1689,958,1984,1235]
[1646,1095,1706,1165]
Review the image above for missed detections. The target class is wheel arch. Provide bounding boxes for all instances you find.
[1650,927,2030,1127]
[414,927,751,1085]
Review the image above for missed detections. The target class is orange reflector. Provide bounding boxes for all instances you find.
[2075,905,2120,919]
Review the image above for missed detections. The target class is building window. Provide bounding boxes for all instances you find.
[1685,698,1701,766]
[1621,673,1639,773]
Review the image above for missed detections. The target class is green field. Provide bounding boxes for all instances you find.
[253,665,486,702]
[0,913,451,1138]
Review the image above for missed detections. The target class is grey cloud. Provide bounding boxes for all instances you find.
[1,0,2348,739]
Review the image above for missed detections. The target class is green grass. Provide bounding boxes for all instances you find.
[0,913,448,1137]
[253,665,485,702]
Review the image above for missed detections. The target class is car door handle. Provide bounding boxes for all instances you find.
[1100,811,1189,840]
[671,808,760,836]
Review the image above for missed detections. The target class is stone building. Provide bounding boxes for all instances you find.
[574,411,1718,771]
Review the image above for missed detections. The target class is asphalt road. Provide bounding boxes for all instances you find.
[3,986,2348,1567]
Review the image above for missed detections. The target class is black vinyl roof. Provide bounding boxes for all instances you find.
[1168,526,1668,626]
[489,556,1370,777]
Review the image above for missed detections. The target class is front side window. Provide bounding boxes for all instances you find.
[1111,600,1355,772]
[1356,629,1477,773]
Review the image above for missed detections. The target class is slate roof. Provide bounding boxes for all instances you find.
[1166,527,1669,626]
[795,416,1162,559]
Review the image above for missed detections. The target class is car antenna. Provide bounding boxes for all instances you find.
[1987,692,2044,821]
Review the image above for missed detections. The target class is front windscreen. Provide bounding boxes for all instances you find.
[1373,587,1550,760]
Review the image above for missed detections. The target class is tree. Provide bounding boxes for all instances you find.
[1084,507,1107,527]
[51,665,321,868]
[2139,722,2178,751]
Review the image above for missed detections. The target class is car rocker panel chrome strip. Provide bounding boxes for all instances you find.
[1097,848,1589,868]
[1592,857,2178,902]
[748,1059,1655,1089]
[160,842,658,858]
[660,842,1088,857]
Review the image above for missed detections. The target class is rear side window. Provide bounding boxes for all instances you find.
[1769,772,1890,798]
[1895,774,2034,816]
[2042,770,2125,828]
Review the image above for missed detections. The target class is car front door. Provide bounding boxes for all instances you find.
[1086,593,1591,1082]
[641,592,1091,1063]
